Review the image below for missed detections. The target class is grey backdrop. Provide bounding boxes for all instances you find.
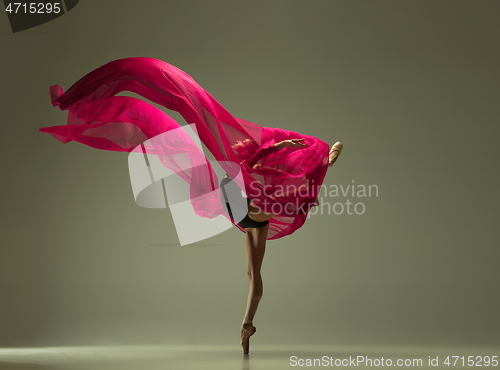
[1,0,498,349]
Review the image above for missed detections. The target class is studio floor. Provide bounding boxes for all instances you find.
[0,344,498,370]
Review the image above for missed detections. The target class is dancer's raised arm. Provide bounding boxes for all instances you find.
[241,138,306,168]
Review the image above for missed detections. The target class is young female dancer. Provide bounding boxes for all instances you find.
[221,139,343,354]
[39,57,343,354]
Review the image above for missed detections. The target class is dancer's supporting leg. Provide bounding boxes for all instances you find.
[240,205,275,354]
[242,223,269,326]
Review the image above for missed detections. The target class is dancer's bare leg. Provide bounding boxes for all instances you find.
[240,208,274,353]
[242,223,269,327]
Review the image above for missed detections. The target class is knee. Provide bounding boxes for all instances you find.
[247,270,258,281]
[247,271,262,285]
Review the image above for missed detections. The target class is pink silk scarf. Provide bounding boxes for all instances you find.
[40,57,330,239]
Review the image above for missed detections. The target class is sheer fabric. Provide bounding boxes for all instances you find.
[39,57,330,239]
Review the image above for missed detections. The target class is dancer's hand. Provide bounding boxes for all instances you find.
[275,138,306,150]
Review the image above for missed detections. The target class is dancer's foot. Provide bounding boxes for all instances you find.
[240,323,256,354]
[328,141,343,166]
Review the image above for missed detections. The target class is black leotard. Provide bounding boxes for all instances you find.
[219,175,269,229]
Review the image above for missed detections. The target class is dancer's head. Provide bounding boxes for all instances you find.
[231,138,259,160]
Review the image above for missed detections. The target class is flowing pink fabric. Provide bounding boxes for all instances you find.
[40,57,330,240]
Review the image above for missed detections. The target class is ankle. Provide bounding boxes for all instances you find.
[242,321,253,328]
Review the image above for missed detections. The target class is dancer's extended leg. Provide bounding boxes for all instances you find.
[328,141,343,166]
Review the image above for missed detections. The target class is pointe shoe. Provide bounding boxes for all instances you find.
[240,324,256,354]
[328,141,343,166]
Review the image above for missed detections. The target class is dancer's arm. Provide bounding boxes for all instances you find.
[241,138,306,168]
[241,144,278,168]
